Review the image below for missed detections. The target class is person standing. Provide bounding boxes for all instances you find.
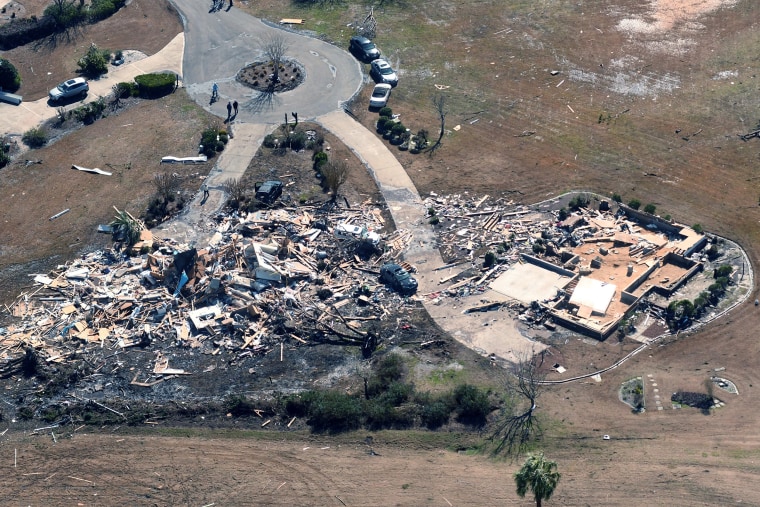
[201,183,209,201]
[226,101,232,121]
[233,100,238,116]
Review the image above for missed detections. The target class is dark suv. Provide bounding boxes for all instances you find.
[349,36,380,62]
[380,263,418,295]
[254,180,283,204]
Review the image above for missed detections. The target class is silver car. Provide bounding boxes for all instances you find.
[370,58,398,86]
[369,83,392,109]
[49,77,89,102]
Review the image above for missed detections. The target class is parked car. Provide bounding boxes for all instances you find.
[254,180,283,204]
[380,263,418,295]
[334,222,381,246]
[369,83,392,109]
[349,35,380,61]
[370,58,398,86]
[48,77,89,102]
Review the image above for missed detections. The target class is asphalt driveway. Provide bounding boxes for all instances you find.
[172,0,364,123]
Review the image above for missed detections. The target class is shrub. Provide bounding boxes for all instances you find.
[72,97,107,124]
[714,265,733,279]
[568,194,588,211]
[262,133,278,148]
[644,203,656,214]
[312,150,328,171]
[302,391,363,434]
[134,72,176,98]
[0,57,21,92]
[376,117,390,133]
[429,216,440,225]
[44,1,86,29]
[390,123,407,137]
[287,131,307,151]
[77,43,109,77]
[611,193,622,203]
[376,381,413,406]
[411,129,429,152]
[114,81,138,98]
[200,127,220,158]
[0,148,10,169]
[557,207,568,221]
[706,243,720,261]
[417,392,454,429]
[22,127,48,148]
[453,384,490,426]
[692,223,704,234]
[306,133,324,151]
[378,106,392,117]
[367,354,404,397]
[627,198,641,210]
[88,0,126,21]
[224,394,257,416]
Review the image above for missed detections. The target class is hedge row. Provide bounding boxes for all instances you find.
[134,72,177,99]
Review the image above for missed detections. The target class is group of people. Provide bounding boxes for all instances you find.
[226,100,238,120]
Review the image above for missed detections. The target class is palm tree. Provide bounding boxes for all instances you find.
[514,452,561,507]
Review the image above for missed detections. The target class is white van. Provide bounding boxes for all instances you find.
[334,222,381,246]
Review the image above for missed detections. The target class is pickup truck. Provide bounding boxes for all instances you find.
[254,180,283,204]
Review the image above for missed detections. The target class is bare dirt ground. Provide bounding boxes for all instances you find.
[3,0,760,505]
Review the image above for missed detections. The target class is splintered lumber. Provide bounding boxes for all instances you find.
[442,275,477,292]
[290,333,307,344]
[475,265,499,285]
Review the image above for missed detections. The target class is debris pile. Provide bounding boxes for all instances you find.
[1,205,419,384]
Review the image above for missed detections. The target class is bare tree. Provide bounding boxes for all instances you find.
[153,172,180,202]
[222,177,246,204]
[490,350,545,455]
[355,7,377,39]
[427,94,447,155]
[260,33,288,89]
[320,159,348,201]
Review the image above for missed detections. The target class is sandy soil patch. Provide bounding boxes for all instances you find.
[618,0,738,33]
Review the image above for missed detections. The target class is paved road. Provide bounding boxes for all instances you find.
[173,0,364,123]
